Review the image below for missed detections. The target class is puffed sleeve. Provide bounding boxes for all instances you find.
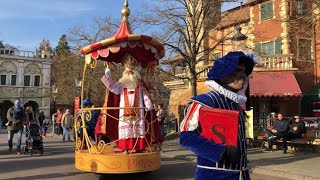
[101,68,122,95]
[180,102,225,163]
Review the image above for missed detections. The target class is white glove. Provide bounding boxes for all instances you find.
[105,68,111,77]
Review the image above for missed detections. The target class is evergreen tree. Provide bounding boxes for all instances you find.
[0,41,4,48]
[55,34,71,56]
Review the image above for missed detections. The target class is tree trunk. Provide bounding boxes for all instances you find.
[190,70,198,97]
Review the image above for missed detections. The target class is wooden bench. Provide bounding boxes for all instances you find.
[257,126,273,149]
[287,129,317,151]
[257,126,317,151]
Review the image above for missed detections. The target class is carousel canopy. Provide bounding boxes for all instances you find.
[80,0,165,68]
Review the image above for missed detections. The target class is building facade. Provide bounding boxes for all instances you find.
[163,0,320,124]
[0,48,52,125]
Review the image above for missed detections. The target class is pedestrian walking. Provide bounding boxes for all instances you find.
[25,106,39,138]
[156,103,165,138]
[42,118,50,137]
[54,108,63,136]
[38,111,45,127]
[25,106,39,124]
[61,109,73,142]
[7,98,26,154]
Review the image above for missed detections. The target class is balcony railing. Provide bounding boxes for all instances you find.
[175,73,188,81]
[196,66,212,79]
[256,54,294,70]
[0,48,45,58]
[163,54,296,87]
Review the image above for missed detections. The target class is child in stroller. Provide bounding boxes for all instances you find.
[23,121,44,156]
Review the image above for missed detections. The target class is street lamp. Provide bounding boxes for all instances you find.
[52,83,58,113]
[231,24,250,111]
[52,83,58,135]
[231,1,247,51]
[75,76,82,91]
[74,75,82,114]
[231,25,248,51]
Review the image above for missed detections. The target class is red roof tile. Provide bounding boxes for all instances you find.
[217,6,250,29]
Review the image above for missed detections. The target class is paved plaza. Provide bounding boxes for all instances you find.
[0,130,196,180]
[0,130,319,180]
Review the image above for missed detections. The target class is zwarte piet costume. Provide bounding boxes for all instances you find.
[180,51,255,180]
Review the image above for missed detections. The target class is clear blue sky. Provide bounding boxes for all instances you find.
[0,0,242,51]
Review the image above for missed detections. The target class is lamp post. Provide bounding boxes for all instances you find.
[231,1,247,51]
[231,24,250,111]
[74,76,82,114]
[231,25,248,51]
[52,83,58,134]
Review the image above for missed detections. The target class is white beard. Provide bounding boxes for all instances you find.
[119,74,138,89]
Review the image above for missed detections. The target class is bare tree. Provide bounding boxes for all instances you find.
[138,0,226,96]
[68,13,143,49]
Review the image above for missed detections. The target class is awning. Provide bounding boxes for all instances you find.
[250,71,302,97]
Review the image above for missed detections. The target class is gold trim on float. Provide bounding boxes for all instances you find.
[75,151,161,173]
[85,54,92,64]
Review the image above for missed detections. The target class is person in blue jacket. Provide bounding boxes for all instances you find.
[78,99,98,142]
[180,51,255,180]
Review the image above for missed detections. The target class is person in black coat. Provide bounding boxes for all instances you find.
[38,111,45,127]
[276,116,306,154]
[282,116,306,148]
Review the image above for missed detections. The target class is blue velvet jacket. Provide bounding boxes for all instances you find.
[180,91,250,180]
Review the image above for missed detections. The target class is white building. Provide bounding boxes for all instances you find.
[0,48,52,124]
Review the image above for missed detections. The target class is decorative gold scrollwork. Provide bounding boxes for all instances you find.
[90,59,97,68]
[84,110,92,122]
[104,62,109,68]
[75,107,161,155]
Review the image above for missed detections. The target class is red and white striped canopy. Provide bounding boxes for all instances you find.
[80,2,165,68]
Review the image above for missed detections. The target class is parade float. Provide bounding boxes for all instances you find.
[74,0,165,174]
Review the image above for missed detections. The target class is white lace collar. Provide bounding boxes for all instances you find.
[205,80,247,104]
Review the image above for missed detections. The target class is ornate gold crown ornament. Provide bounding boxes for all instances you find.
[123,53,138,70]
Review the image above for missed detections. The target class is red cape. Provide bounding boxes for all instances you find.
[94,90,163,144]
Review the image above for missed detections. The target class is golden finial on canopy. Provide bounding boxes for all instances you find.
[121,0,130,22]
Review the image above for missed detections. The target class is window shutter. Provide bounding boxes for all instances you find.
[261,4,266,20]
[267,2,273,18]
[255,43,262,54]
[261,1,273,20]
[275,39,282,54]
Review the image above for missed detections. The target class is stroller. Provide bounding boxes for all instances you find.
[23,121,44,156]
